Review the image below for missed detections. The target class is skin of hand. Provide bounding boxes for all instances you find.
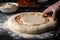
[43,1,60,20]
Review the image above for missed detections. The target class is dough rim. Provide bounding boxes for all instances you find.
[6,12,56,34]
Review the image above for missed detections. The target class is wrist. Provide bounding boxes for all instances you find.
[52,1,60,7]
[57,1,60,6]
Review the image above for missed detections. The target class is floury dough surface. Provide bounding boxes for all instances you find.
[6,12,56,34]
[0,12,57,39]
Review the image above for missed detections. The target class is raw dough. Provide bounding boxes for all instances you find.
[6,12,56,34]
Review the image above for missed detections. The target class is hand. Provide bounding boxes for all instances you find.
[43,1,60,20]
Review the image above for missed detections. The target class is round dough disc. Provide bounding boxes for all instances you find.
[6,12,56,34]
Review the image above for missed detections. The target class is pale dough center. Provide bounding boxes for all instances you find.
[21,15,45,25]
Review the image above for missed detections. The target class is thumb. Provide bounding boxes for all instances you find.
[43,10,50,14]
[43,10,52,17]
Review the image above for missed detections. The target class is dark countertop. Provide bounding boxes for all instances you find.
[0,7,60,40]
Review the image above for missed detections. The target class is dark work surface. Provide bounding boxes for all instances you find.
[0,2,60,40]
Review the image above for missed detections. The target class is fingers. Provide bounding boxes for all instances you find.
[43,8,56,20]
[43,8,52,17]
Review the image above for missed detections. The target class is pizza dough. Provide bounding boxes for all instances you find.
[6,12,56,34]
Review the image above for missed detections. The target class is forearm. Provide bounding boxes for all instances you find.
[55,0,60,6]
[58,0,60,5]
